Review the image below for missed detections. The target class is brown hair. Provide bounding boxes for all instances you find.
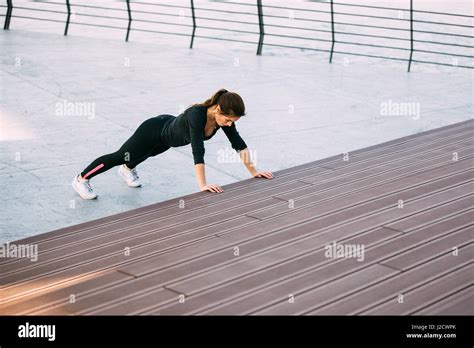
[193,89,246,117]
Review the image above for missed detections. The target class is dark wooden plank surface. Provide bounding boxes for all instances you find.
[1,119,472,315]
[414,286,473,315]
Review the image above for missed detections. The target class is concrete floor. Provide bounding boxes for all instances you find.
[0,28,472,244]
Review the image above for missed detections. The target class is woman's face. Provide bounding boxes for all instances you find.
[215,105,240,127]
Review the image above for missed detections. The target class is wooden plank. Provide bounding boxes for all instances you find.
[149,211,471,315]
[4,167,469,304]
[0,179,315,260]
[200,212,472,315]
[37,287,180,315]
[22,182,470,315]
[0,269,132,307]
[300,141,473,185]
[414,286,474,315]
[380,226,473,270]
[328,127,473,172]
[108,243,397,315]
[267,167,471,223]
[253,265,399,315]
[249,161,473,221]
[3,180,311,265]
[362,264,473,315]
[41,220,400,315]
[383,195,473,233]
[251,120,472,179]
[118,169,473,278]
[100,227,399,315]
[281,126,473,192]
[164,204,472,296]
[309,244,473,315]
[0,215,258,274]
[0,271,134,315]
[258,120,473,178]
[269,148,473,208]
[320,130,472,170]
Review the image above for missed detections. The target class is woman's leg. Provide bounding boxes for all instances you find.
[80,119,155,180]
[125,116,174,169]
[125,143,171,169]
[149,143,172,157]
[125,154,151,170]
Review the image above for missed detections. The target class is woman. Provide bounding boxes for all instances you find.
[72,89,274,199]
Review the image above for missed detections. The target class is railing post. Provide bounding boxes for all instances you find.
[126,0,132,41]
[4,0,13,30]
[189,0,196,48]
[407,0,414,72]
[256,0,264,55]
[64,0,71,36]
[329,0,335,63]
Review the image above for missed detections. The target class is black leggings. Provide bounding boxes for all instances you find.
[80,115,174,180]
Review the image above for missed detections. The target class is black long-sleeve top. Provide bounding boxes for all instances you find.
[160,105,248,164]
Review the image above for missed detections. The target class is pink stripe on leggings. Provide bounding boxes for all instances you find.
[82,163,105,179]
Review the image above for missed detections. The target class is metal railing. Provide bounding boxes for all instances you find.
[1,0,473,71]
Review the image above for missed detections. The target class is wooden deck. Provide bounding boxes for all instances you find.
[1,119,473,315]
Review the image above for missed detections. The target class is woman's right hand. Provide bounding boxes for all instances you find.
[200,184,224,193]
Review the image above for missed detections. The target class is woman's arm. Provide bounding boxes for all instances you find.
[239,148,274,179]
[196,148,272,193]
[238,148,257,176]
[195,163,223,193]
[187,108,223,193]
[195,163,207,188]
[222,123,271,179]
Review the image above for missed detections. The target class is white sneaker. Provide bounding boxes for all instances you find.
[72,174,98,200]
[118,164,142,188]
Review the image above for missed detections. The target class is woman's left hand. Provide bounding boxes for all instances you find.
[253,171,274,179]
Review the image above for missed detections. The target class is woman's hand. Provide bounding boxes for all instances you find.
[253,171,274,179]
[200,184,224,193]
